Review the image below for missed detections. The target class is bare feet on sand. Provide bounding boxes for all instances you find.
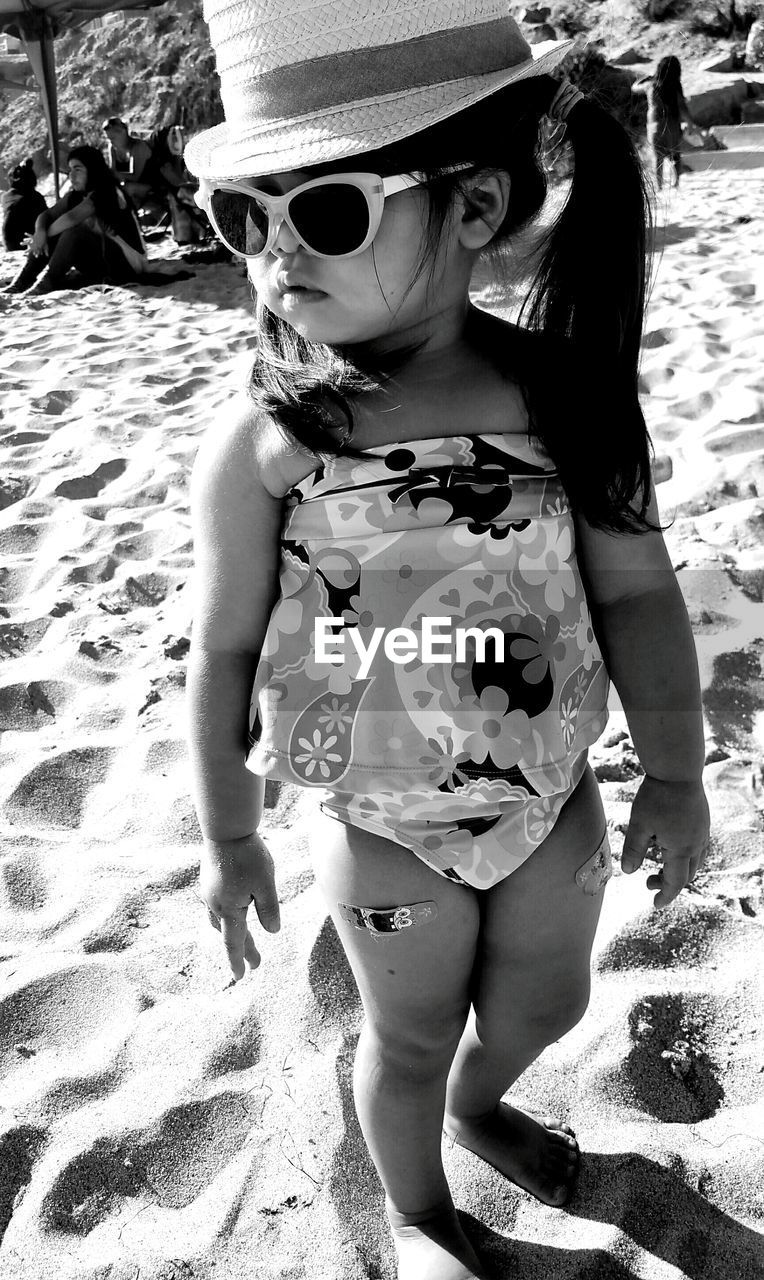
[386,1198,486,1280]
[443,1103,579,1206]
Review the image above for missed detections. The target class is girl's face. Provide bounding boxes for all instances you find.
[68,159,89,191]
[246,169,470,349]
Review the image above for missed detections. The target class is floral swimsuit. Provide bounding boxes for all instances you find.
[247,433,610,889]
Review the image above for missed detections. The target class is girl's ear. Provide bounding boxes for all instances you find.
[457,171,511,250]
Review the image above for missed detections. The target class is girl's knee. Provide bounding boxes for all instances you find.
[361,1006,468,1083]
[524,976,591,1040]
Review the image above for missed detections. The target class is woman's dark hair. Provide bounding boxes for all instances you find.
[67,144,134,235]
[653,55,684,115]
[248,75,655,532]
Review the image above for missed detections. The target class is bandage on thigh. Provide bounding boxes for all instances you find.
[337,900,438,935]
[575,832,612,896]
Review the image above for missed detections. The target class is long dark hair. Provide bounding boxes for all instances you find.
[653,55,684,115]
[68,144,133,235]
[248,75,655,532]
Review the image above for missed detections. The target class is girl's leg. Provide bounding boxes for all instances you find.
[310,812,484,1280]
[444,766,608,1206]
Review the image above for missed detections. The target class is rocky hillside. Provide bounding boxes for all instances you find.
[1,0,763,174]
[0,0,219,174]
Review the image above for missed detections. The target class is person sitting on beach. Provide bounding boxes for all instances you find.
[1,158,47,251]
[187,2,711,1277]
[143,124,209,243]
[3,145,147,295]
[102,117,154,206]
[648,55,698,189]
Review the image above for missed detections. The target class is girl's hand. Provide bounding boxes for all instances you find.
[30,228,48,257]
[621,776,710,909]
[199,832,281,981]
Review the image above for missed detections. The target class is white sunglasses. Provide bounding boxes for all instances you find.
[196,170,427,261]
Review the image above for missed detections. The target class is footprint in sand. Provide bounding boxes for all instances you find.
[98,572,172,614]
[0,477,35,510]
[0,851,49,912]
[0,680,66,732]
[41,1092,260,1231]
[0,618,52,659]
[156,376,209,406]
[597,898,747,972]
[4,431,49,445]
[641,328,678,350]
[0,964,146,1092]
[81,889,152,955]
[623,992,724,1124]
[29,390,78,416]
[703,645,764,750]
[55,459,127,500]
[203,1013,263,1076]
[0,523,45,556]
[65,555,119,586]
[0,1126,47,1245]
[4,745,112,830]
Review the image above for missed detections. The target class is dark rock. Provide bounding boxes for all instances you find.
[527,22,557,43]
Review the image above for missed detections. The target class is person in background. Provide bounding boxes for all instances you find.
[2,145,145,295]
[102,117,154,206]
[1,158,47,250]
[143,124,209,242]
[647,55,698,189]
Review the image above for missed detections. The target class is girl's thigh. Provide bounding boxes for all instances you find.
[310,812,480,1040]
[477,766,609,1001]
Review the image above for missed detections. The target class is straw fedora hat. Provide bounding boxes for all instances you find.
[185,0,575,180]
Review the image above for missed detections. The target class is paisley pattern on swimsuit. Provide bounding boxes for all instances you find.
[246,433,610,888]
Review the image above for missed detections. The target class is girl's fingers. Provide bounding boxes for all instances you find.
[220,911,249,979]
[243,928,261,970]
[646,851,692,907]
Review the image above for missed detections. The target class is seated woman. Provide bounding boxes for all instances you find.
[3,145,192,295]
[3,145,145,294]
[2,158,47,251]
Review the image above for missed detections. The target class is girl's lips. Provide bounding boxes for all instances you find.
[278,285,328,304]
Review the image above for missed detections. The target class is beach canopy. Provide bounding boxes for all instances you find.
[0,1,167,195]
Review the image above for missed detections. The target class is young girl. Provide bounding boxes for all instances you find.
[185,3,710,1276]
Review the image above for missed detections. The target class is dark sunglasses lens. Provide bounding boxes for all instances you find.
[289,183,370,255]
[210,189,269,256]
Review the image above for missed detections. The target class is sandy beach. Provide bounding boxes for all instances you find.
[0,168,763,1280]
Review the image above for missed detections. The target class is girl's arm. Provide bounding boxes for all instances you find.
[575,486,710,907]
[189,406,285,975]
[47,196,97,238]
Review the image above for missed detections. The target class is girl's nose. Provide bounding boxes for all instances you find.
[272,214,302,256]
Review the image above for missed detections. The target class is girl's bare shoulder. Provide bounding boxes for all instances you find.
[192,397,320,501]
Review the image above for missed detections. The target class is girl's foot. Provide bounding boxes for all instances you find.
[443,1103,579,1206]
[386,1198,485,1280]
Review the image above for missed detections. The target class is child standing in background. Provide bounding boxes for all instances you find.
[185,3,710,1276]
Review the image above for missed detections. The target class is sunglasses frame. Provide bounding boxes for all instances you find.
[196,170,426,261]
